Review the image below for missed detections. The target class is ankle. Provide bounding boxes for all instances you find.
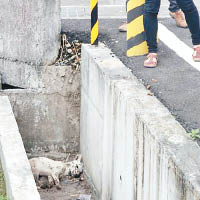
[174,9,181,14]
[148,53,158,56]
[193,44,200,48]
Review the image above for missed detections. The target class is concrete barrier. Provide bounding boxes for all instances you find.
[0,0,61,66]
[0,96,40,200]
[0,65,80,154]
[80,43,200,200]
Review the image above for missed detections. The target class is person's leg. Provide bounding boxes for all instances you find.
[169,0,180,13]
[143,0,160,67]
[176,0,200,45]
[174,0,200,61]
[144,0,160,53]
[168,0,187,28]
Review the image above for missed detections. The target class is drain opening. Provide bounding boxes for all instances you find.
[1,84,24,90]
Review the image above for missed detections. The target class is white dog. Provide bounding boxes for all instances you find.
[29,155,83,189]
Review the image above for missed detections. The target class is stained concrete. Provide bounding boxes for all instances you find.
[81,43,200,200]
[0,65,80,154]
[0,0,61,66]
[0,1,80,154]
[0,96,40,200]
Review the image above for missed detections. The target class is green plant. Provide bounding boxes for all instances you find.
[0,164,6,200]
[0,195,7,200]
[189,129,200,139]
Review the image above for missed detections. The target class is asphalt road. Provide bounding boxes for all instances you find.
[62,18,200,134]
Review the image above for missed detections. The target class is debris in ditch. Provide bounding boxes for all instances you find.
[39,173,95,200]
[38,176,54,189]
[55,34,81,71]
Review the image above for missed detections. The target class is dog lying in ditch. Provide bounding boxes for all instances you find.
[29,155,83,190]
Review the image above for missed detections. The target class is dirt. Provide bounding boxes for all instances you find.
[39,175,95,200]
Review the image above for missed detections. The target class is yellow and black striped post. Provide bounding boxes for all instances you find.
[91,0,98,45]
[127,0,148,56]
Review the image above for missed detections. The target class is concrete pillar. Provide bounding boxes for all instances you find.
[0,0,61,66]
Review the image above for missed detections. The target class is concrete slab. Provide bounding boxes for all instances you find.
[0,0,61,65]
[0,65,80,154]
[80,43,200,200]
[0,96,40,200]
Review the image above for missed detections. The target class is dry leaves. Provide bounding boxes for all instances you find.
[55,34,81,70]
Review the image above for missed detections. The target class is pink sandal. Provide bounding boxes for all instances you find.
[144,53,158,68]
[193,46,200,62]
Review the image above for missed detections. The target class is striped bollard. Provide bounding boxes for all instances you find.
[91,0,98,45]
[127,0,148,56]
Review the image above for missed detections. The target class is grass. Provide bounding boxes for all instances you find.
[189,129,200,140]
[0,196,7,200]
[0,163,6,200]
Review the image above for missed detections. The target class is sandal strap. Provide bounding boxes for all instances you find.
[146,54,158,62]
[144,53,158,68]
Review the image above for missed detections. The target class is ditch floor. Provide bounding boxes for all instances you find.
[28,152,95,200]
[39,175,95,200]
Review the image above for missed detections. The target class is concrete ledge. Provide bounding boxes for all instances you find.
[80,43,200,200]
[0,59,41,88]
[0,96,40,200]
[0,0,61,66]
[0,62,78,89]
[0,65,80,153]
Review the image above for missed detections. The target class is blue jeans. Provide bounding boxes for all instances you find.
[126,0,179,12]
[144,0,200,52]
[169,0,180,12]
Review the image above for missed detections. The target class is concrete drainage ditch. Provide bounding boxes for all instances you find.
[0,40,95,199]
[0,1,94,198]
[2,1,200,200]
[0,64,81,154]
[80,43,200,200]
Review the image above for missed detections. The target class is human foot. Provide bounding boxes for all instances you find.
[144,53,158,68]
[169,10,187,28]
[193,45,200,62]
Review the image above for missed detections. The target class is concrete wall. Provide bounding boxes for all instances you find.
[0,0,80,154]
[0,1,80,155]
[0,96,40,200]
[80,43,200,200]
[0,0,61,65]
[0,65,80,154]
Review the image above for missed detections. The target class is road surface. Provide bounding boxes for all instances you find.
[61,0,200,135]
